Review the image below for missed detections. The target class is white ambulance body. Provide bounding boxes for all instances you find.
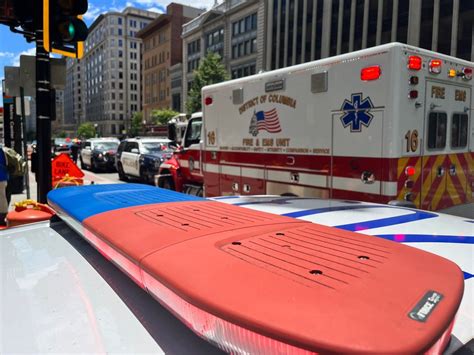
[193,43,473,211]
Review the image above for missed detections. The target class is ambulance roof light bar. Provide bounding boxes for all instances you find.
[361,66,381,81]
[429,59,442,74]
[408,56,422,71]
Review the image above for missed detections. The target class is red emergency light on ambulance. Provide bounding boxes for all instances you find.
[157,43,473,211]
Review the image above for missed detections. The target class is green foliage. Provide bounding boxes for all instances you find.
[55,131,68,138]
[151,108,180,125]
[186,51,229,114]
[77,122,96,139]
[130,112,144,137]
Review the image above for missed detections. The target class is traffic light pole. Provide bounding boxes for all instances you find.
[35,31,52,203]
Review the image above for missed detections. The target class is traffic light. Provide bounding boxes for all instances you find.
[43,0,89,59]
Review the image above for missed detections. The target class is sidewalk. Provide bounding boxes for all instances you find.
[9,167,119,210]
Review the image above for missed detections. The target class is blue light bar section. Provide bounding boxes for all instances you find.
[48,183,203,222]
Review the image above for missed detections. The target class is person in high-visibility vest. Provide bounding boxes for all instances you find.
[0,145,9,225]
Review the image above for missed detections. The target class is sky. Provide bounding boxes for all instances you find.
[0,0,216,101]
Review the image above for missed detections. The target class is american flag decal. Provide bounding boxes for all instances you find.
[255,109,282,133]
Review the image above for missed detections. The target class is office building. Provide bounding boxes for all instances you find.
[266,0,474,70]
[137,3,204,120]
[64,57,83,133]
[82,7,158,136]
[182,0,266,106]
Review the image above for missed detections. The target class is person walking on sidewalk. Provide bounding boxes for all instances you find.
[0,145,9,226]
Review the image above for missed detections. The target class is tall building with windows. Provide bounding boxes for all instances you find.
[81,7,158,136]
[137,3,204,120]
[182,0,266,106]
[266,0,474,70]
[64,57,83,133]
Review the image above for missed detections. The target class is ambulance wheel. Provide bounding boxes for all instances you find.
[140,168,151,185]
[117,163,127,181]
[80,157,87,170]
[162,177,174,190]
[91,158,98,172]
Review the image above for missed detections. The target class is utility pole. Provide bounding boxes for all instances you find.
[35,28,53,203]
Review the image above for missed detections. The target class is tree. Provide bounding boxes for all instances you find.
[151,108,180,125]
[186,51,229,114]
[130,112,144,137]
[77,122,96,139]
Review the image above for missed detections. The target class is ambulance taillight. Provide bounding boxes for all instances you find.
[405,166,416,177]
[361,66,381,81]
[429,59,442,74]
[408,56,422,70]
[204,96,213,106]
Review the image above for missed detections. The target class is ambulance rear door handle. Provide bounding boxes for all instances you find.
[232,182,239,192]
[437,166,445,177]
[430,103,441,110]
[449,164,456,176]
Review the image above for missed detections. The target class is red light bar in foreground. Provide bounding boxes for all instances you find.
[69,200,464,354]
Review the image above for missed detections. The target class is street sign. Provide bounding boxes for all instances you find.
[20,55,67,91]
[52,153,84,181]
[15,97,31,116]
[4,67,21,97]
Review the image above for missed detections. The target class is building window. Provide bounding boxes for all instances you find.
[231,63,256,79]
[187,39,201,55]
[118,28,122,36]
[232,13,257,37]
[206,28,224,47]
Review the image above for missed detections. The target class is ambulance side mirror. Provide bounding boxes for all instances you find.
[168,123,177,143]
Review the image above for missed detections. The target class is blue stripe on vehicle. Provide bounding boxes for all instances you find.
[282,205,438,231]
[282,205,387,218]
[375,234,474,244]
[335,210,437,231]
[463,271,473,280]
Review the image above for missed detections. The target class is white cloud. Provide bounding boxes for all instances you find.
[0,52,14,58]
[132,0,215,10]
[12,47,36,67]
[84,3,103,21]
[147,7,164,13]
[0,77,3,99]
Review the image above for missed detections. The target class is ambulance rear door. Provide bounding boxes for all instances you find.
[421,81,471,210]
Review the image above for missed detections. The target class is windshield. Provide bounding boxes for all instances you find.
[141,141,172,154]
[95,142,119,151]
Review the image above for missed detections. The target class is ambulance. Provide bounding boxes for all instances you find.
[157,43,473,211]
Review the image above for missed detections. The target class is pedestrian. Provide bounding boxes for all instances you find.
[71,139,79,164]
[0,145,10,226]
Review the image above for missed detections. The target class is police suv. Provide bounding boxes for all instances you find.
[80,138,120,172]
[116,137,173,183]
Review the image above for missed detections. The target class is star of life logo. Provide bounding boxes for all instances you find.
[340,93,375,132]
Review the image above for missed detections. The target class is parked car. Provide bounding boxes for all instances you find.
[52,138,72,156]
[80,138,120,172]
[115,137,173,183]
